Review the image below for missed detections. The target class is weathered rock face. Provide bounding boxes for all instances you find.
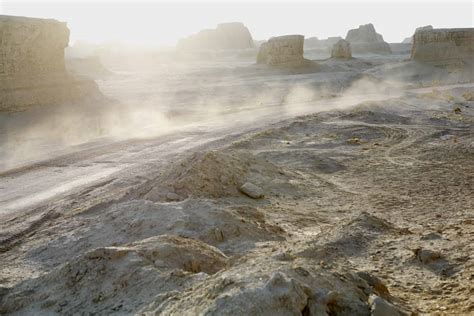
[257,35,307,66]
[0,15,101,112]
[0,15,69,77]
[177,22,254,51]
[331,39,352,59]
[345,23,391,54]
[411,28,474,65]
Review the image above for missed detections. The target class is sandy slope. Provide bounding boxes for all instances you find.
[1,79,473,314]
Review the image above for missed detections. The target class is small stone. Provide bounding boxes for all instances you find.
[170,269,186,277]
[324,291,341,305]
[356,271,390,298]
[274,252,295,261]
[421,232,442,240]
[369,294,403,316]
[92,292,105,303]
[441,134,453,141]
[462,92,474,101]
[166,192,181,201]
[173,182,184,190]
[414,248,441,264]
[239,182,264,199]
[214,228,224,242]
[347,137,361,145]
[220,175,229,184]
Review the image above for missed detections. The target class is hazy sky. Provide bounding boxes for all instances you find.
[1,1,472,46]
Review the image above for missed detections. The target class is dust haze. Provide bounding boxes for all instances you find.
[0,53,406,170]
[1,2,474,316]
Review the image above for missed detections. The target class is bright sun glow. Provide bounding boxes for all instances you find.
[1,1,472,46]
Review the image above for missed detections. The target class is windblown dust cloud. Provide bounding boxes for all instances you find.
[0,54,411,171]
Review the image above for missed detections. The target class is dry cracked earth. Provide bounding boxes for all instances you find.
[0,86,473,315]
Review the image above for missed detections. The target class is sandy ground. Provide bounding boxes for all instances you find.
[0,55,473,315]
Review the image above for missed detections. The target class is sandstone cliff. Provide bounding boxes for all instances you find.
[0,15,69,76]
[0,15,101,112]
[257,35,309,67]
[411,28,474,66]
[345,23,391,55]
[177,22,254,51]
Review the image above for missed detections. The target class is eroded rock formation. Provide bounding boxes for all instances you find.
[345,23,391,55]
[177,22,254,51]
[411,28,474,66]
[257,35,308,66]
[0,15,69,76]
[0,15,101,112]
[331,39,352,59]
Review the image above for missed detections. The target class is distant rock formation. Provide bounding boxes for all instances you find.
[66,56,111,78]
[345,23,391,54]
[0,15,101,112]
[401,37,411,44]
[305,36,342,51]
[331,39,352,59]
[403,25,433,44]
[304,36,319,48]
[411,28,474,66]
[177,22,254,51]
[389,43,411,55]
[257,35,308,66]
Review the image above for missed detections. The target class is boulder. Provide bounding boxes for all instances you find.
[0,15,101,112]
[345,23,391,54]
[177,22,254,51]
[411,28,474,66]
[239,182,264,199]
[257,35,308,66]
[414,248,441,264]
[331,39,352,59]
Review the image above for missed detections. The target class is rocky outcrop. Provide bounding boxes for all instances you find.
[331,39,352,59]
[257,35,308,66]
[177,22,254,51]
[0,15,69,75]
[345,23,391,54]
[0,15,101,112]
[411,28,474,66]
